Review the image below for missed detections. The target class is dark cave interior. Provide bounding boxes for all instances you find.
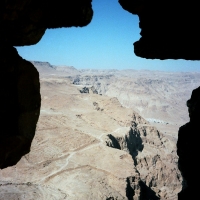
[1,0,200,199]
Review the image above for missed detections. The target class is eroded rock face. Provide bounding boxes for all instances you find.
[177,86,200,199]
[0,45,41,169]
[118,0,200,60]
[105,117,182,199]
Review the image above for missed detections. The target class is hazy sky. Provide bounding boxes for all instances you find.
[16,0,200,72]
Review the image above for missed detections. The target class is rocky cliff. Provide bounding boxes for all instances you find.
[104,108,181,199]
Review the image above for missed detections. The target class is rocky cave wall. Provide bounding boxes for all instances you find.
[0,0,199,199]
[0,0,93,169]
[119,0,200,60]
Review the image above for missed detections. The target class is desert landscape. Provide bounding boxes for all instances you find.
[0,61,200,199]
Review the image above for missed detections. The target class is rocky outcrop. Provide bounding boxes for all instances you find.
[1,0,93,46]
[118,0,200,60]
[0,45,41,169]
[0,0,93,169]
[91,86,98,94]
[79,86,98,94]
[105,114,182,199]
[177,86,200,199]
[79,86,89,93]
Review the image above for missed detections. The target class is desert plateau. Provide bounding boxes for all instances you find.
[1,61,200,199]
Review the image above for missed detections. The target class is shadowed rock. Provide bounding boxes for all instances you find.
[177,86,200,199]
[1,0,93,46]
[0,0,93,169]
[119,0,200,60]
[0,45,41,169]
[139,180,160,200]
[106,127,144,165]
[80,87,89,93]
[126,177,135,200]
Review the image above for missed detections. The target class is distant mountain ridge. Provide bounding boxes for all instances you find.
[31,61,200,137]
[30,61,80,76]
[31,61,56,69]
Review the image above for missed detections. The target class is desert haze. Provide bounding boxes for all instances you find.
[0,61,200,199]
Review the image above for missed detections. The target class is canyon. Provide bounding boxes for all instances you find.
[33,61,200,138]
[1,62,199,199]
[1,0,200,199]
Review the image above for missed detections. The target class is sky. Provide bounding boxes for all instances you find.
[16,0,200,72]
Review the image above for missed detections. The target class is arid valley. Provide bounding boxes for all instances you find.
[0,61,200,199]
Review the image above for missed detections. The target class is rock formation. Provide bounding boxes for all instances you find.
[105,115,181,199]
[118,0,200,60]
[0,45,40,169]
[1,0,93,46]
[79,87,89,93]
[177,86,200,199]
[0,0,93,169]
